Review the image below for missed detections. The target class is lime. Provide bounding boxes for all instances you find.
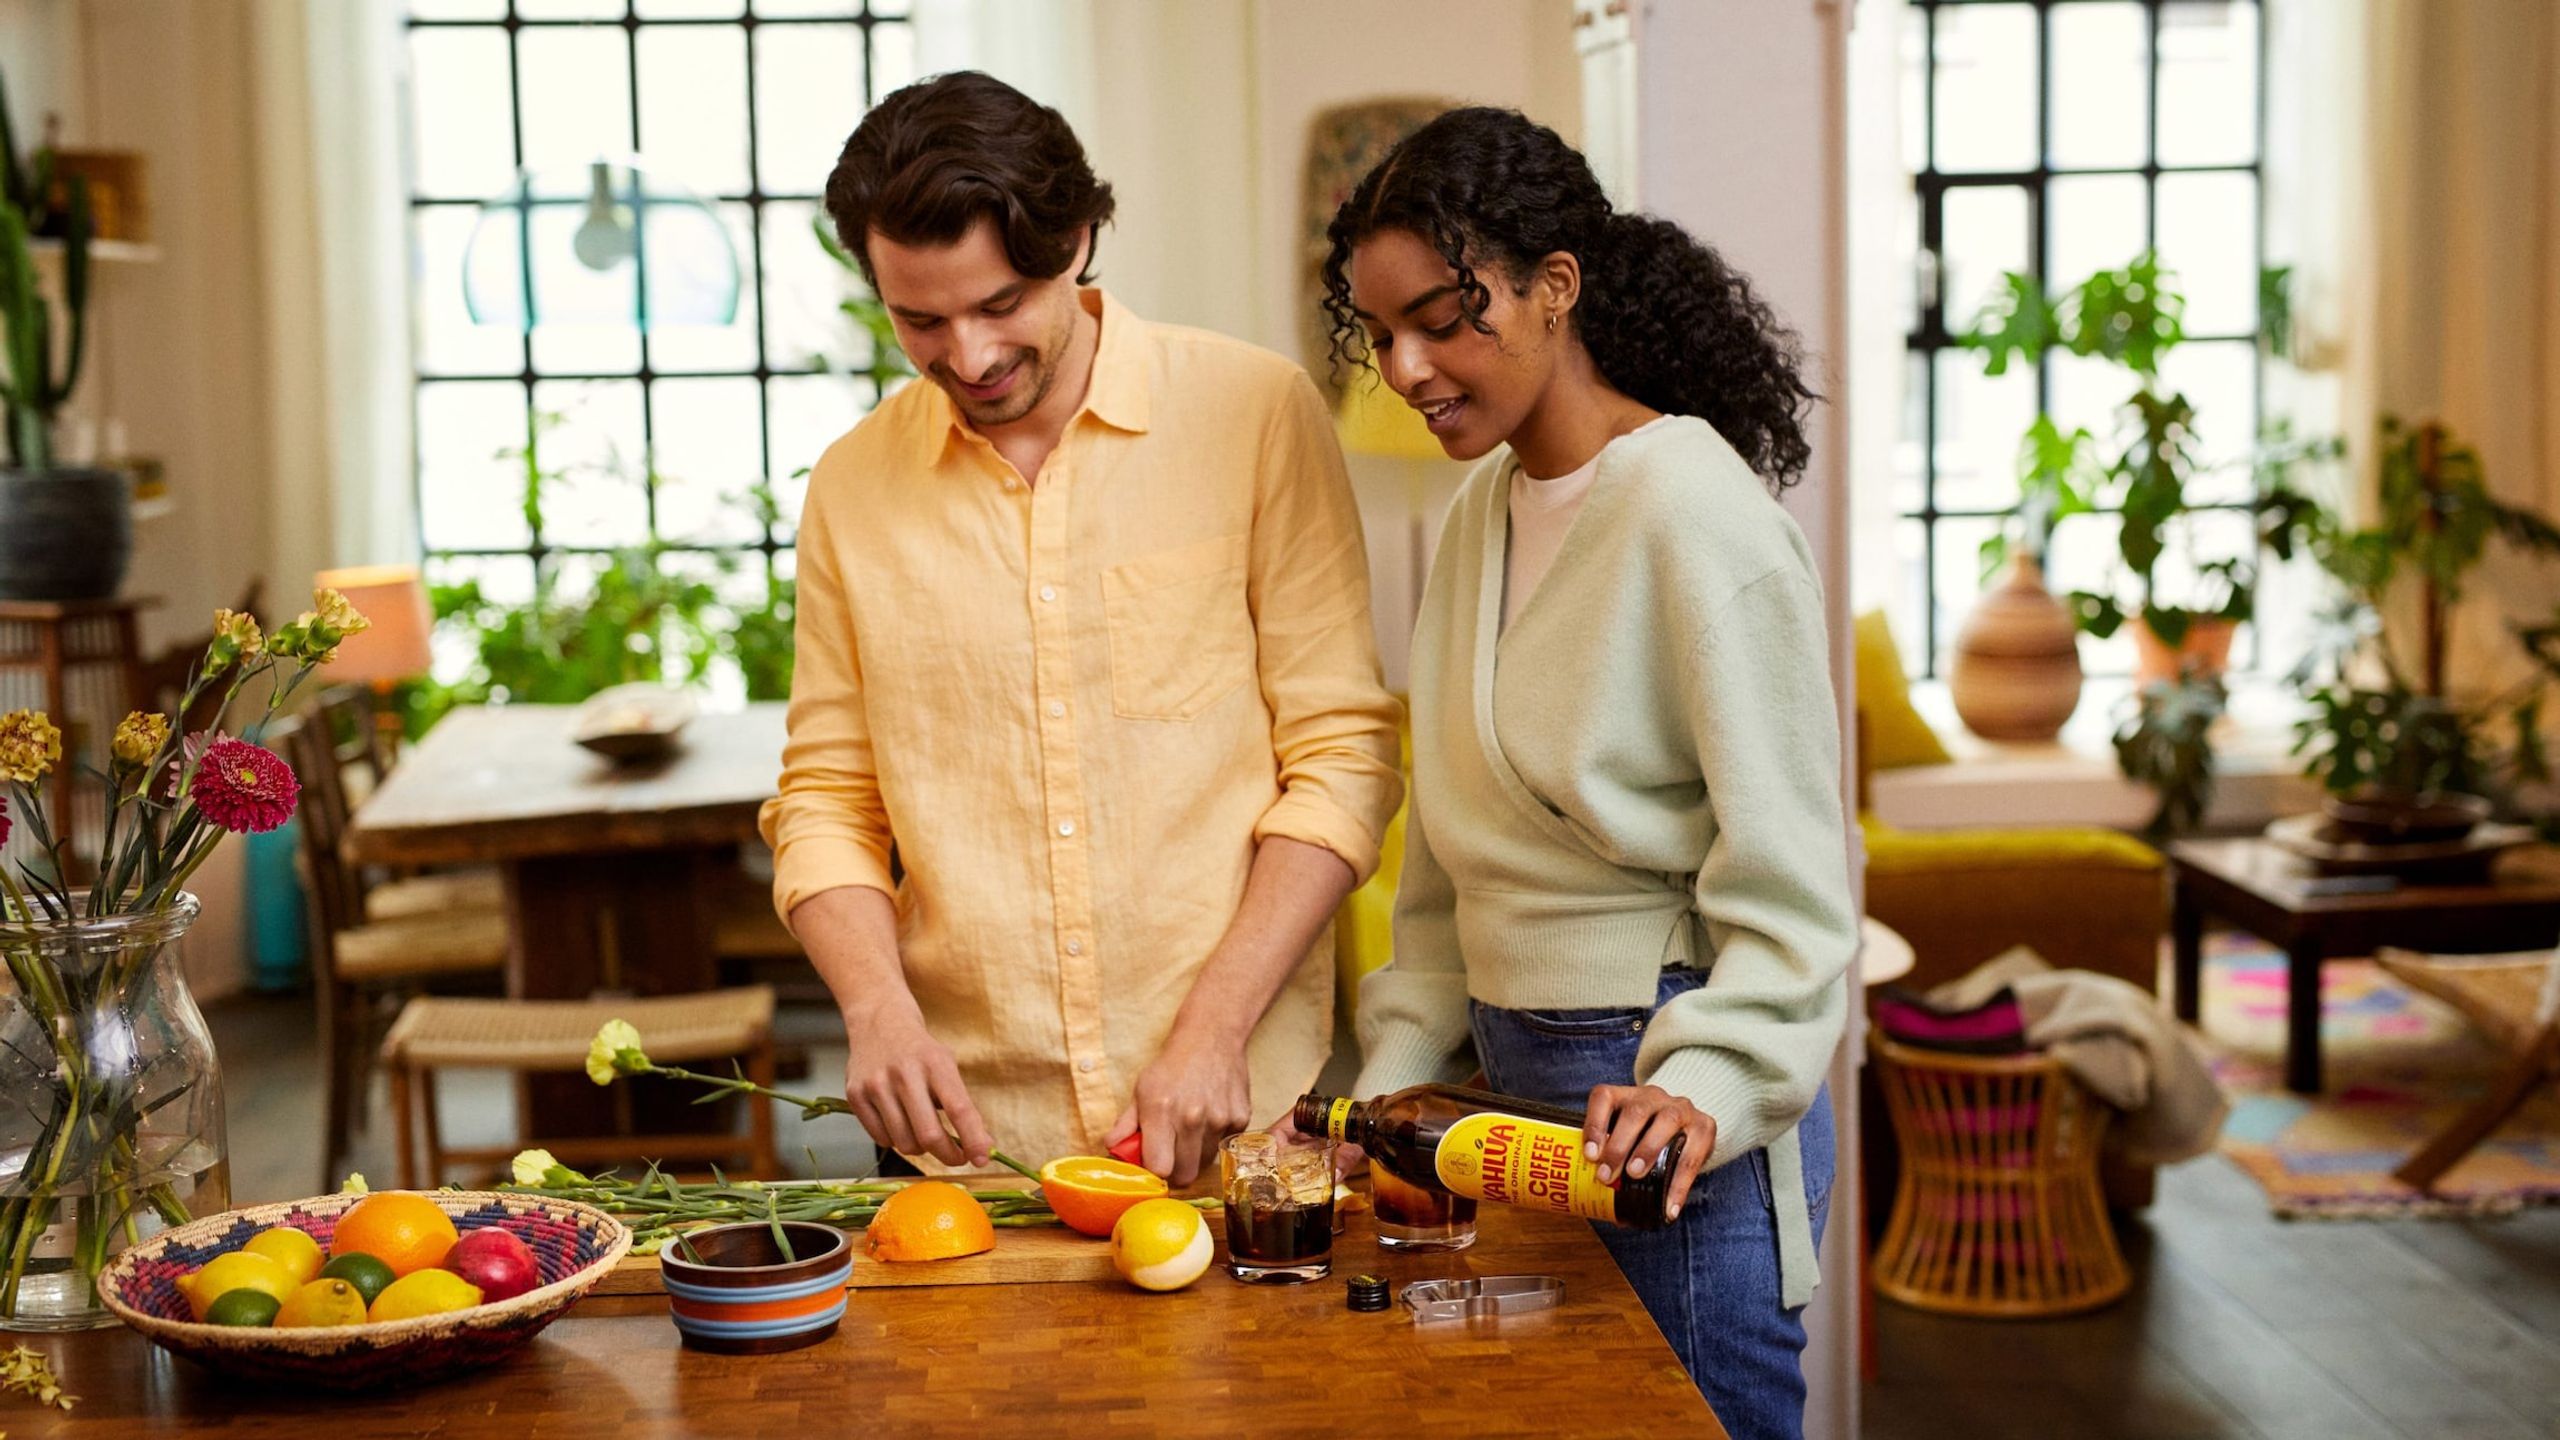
[242,1227,325,1287]
[274,1277,370,1328]
[367,1267,482,1322]
[202,1288,283,1327]
[177,1251,297,1321]
[318,1252,397,1308]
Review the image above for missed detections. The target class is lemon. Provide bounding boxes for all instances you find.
[1109,1198,1212,1293]
[274,1277,370,1328]
[202,1289,282,1327]
[242,1227,325,1287]
[367,1267,483,1322]
[177,1251,297,1321]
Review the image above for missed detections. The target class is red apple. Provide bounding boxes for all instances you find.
[444,1228,541,1303]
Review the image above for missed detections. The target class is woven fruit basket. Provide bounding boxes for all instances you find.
[97,1190,631,1391]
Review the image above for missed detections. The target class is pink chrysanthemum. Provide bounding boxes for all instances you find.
[191,737,299,834]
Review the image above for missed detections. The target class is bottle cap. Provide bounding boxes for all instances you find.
[1345,1274,1391,1312]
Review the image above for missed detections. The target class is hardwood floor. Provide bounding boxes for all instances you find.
[202,992,2559,1439]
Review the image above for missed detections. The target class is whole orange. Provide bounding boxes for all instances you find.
[1037,1156,1167,1238]
[330,1192,460,1278]
[864,1181,996,1262]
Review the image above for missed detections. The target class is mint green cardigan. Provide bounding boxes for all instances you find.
[1352,416,1856,1307]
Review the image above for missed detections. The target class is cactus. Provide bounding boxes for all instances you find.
[0,65,93,473]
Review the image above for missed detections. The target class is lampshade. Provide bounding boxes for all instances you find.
[314,565,434,687]
[463,156,741,329]
[1333,366,1447,462]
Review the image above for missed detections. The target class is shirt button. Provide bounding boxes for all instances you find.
[1057,820,1076,837]
[1038,585,1057,603]
[1065,939,1083,955]
[1047,701,1065,718]
[1076,1059,1097,1074]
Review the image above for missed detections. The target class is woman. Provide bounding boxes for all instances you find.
[1328,108,1855,1438]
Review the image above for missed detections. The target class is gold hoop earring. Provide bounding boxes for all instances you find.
[1546,313,1558,333]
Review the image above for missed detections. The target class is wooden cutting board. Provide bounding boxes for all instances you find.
[597,1222,1119,1296]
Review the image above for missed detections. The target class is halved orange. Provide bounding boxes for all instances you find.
[1039,1155,1169,1237]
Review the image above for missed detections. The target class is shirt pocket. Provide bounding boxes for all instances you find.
[1101,532,1253,721]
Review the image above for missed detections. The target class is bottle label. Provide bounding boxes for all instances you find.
[1324,1097,1354,1143]
[1433,1112,1617,1223]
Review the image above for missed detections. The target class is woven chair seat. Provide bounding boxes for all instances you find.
[383,986,775,1070]
[365,867,505,923]
[335,907,510,984]
[2374,949,2551,1055]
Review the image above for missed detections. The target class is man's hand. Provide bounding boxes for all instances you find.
[841,999,993,1170]
[1104,1023,1252,1187]
[1583,1083,1718,1221]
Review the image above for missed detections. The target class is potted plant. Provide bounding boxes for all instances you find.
[2290,417,2560,840]
[0,70,129,601]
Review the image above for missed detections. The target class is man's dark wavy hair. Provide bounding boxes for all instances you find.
[824,71,1114,285]
[1321,106,1816,491]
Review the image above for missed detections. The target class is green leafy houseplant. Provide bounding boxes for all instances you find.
[2290,417,2560,808]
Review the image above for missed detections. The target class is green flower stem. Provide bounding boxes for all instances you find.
[628,1059,1047,1183]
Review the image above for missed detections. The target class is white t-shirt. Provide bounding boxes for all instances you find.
[1502,416,1671,632]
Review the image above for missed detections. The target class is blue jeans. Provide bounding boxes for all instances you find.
[1470,969,1835,1440]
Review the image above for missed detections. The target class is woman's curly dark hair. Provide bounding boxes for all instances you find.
[1321,107,1816,491]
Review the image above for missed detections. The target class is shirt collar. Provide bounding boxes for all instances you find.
[933,287,1150,462]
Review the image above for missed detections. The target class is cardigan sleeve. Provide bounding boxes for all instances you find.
[1637,564,1857,1168]
[1350,789,1478,1098]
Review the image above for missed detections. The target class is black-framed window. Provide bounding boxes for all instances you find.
[1898,0,2267,679]
[401,0,915,673]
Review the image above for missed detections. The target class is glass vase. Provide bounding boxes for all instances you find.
[0,892,228,1330]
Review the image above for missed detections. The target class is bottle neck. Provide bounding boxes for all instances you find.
[1294,1093,1366,1146]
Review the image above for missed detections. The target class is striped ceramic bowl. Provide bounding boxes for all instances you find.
[98,1190,630,1390]
[659,1221,852,1354]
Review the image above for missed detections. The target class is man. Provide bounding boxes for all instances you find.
[760,71,1402,1186]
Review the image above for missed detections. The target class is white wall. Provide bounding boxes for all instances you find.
[1629,1,1862,1434]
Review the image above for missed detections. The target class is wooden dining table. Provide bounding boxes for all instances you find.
[35,1197,1724,1438]
[346,703,789,1136]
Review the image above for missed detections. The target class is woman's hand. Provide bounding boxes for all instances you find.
[1583,1084,1717,1221]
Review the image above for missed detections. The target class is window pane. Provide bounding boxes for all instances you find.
[1940,184,2031,329]
[767,373,869,530]
[526,200,643,372]
[418,381,533,550]
[2046,512,2134,675]
[1930,4,2038,174]
[2156,172,2257,336]
[650,201,761,371]
[1896,349,1927,515]
[1932,350,2036,516]
[638,26,750,194]
[637,0,744,15]
[754,0,861,16]
[2045,173,2148,289]
[756,23,866,194]
[1931,515,2000,670]
[528,380,652,547]
[415,205,525,376]
[2158,3,2259,167]
[2159,339,2257,491]
[427,554,537,686]
[2046,351,2124,445]
[761,199,871,371]
[650,377,768,544]
[1892,518,1931,675]
[408,29,517,198]
[411,0,507,18]
[517,27,633,177]
[1899,8,1929,177]
[871,20,917,99]
[2047,3,2148,170]
[517,0,628,18]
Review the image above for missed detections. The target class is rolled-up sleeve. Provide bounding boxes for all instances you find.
[758,453,898,925]
[1243,372,1405,883]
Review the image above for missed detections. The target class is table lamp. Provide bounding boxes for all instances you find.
[315,564,434,751]
[1333,365,1446,619]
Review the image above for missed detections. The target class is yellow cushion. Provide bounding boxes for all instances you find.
[1854,610,1952,770]
[1862,814,2162,876]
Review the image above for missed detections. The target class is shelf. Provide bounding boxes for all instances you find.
[26,237,160,264]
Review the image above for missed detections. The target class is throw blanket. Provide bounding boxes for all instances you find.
[1926,947,2229,1165]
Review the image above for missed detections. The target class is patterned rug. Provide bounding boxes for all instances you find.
[2201,934,2560,1218]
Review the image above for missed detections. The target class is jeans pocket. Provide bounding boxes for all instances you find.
[1505,1006,1651,1040]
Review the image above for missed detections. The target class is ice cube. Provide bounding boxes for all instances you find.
[1244,1174,1290,1213]
[1276,1149,1334,1206]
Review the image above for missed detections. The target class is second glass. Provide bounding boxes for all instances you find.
[1370,1167,1478,1251]
[1219,1130,1335,1283]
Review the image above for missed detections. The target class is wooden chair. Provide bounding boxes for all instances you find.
[2374,946,2560,1192]
[1869,1034,2131,1319]
[382,986,780,1188]
[303,686,504,921]
[272,712,509,1189]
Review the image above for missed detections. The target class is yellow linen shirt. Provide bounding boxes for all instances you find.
[759,289,1404,1163]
